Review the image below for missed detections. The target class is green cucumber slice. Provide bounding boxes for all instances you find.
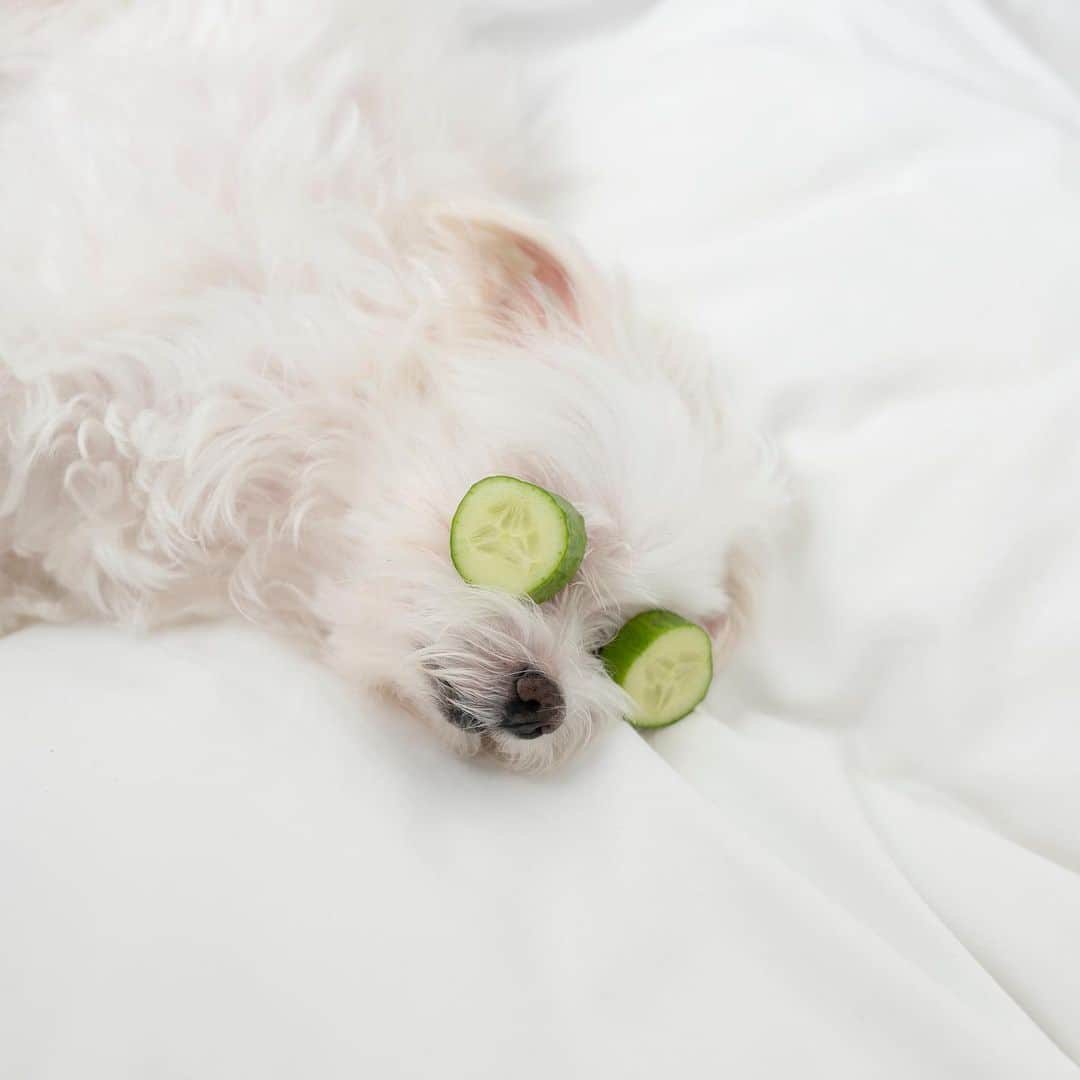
[450,476,586,602]
[601,610,713,728]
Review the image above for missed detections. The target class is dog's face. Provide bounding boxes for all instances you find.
[325,211,775,769]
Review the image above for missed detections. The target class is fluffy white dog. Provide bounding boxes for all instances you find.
[0,1,777,769]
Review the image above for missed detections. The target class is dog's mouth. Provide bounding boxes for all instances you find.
[433,678,486,733]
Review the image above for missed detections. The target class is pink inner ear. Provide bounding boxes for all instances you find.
[702,613,727,640]
[516,237,580,324]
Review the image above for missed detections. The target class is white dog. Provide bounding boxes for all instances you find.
[0,1,777,769]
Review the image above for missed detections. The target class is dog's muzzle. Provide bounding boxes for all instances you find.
[437,671,564,739]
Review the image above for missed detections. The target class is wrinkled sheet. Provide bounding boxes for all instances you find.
[3,1,1079,1076]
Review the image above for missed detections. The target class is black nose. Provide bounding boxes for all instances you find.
[501,671,564,739]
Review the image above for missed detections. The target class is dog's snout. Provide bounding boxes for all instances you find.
[501,671,564,739]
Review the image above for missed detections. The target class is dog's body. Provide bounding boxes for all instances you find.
[0,1,777,769]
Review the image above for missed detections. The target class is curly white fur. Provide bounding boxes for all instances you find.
[0,0,779,770]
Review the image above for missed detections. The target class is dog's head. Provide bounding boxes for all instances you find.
[325,207,779,770]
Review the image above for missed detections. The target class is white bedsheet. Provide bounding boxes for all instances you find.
[3,2,1078,1077]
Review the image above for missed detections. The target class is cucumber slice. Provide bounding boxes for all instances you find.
[601,610,713,728]
[450,476,586,602]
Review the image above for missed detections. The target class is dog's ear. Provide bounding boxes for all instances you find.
[426,202,604,337]
[703,544,758,664]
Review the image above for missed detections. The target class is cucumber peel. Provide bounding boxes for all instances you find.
[450,475,586,603]
[601,609,713,728]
